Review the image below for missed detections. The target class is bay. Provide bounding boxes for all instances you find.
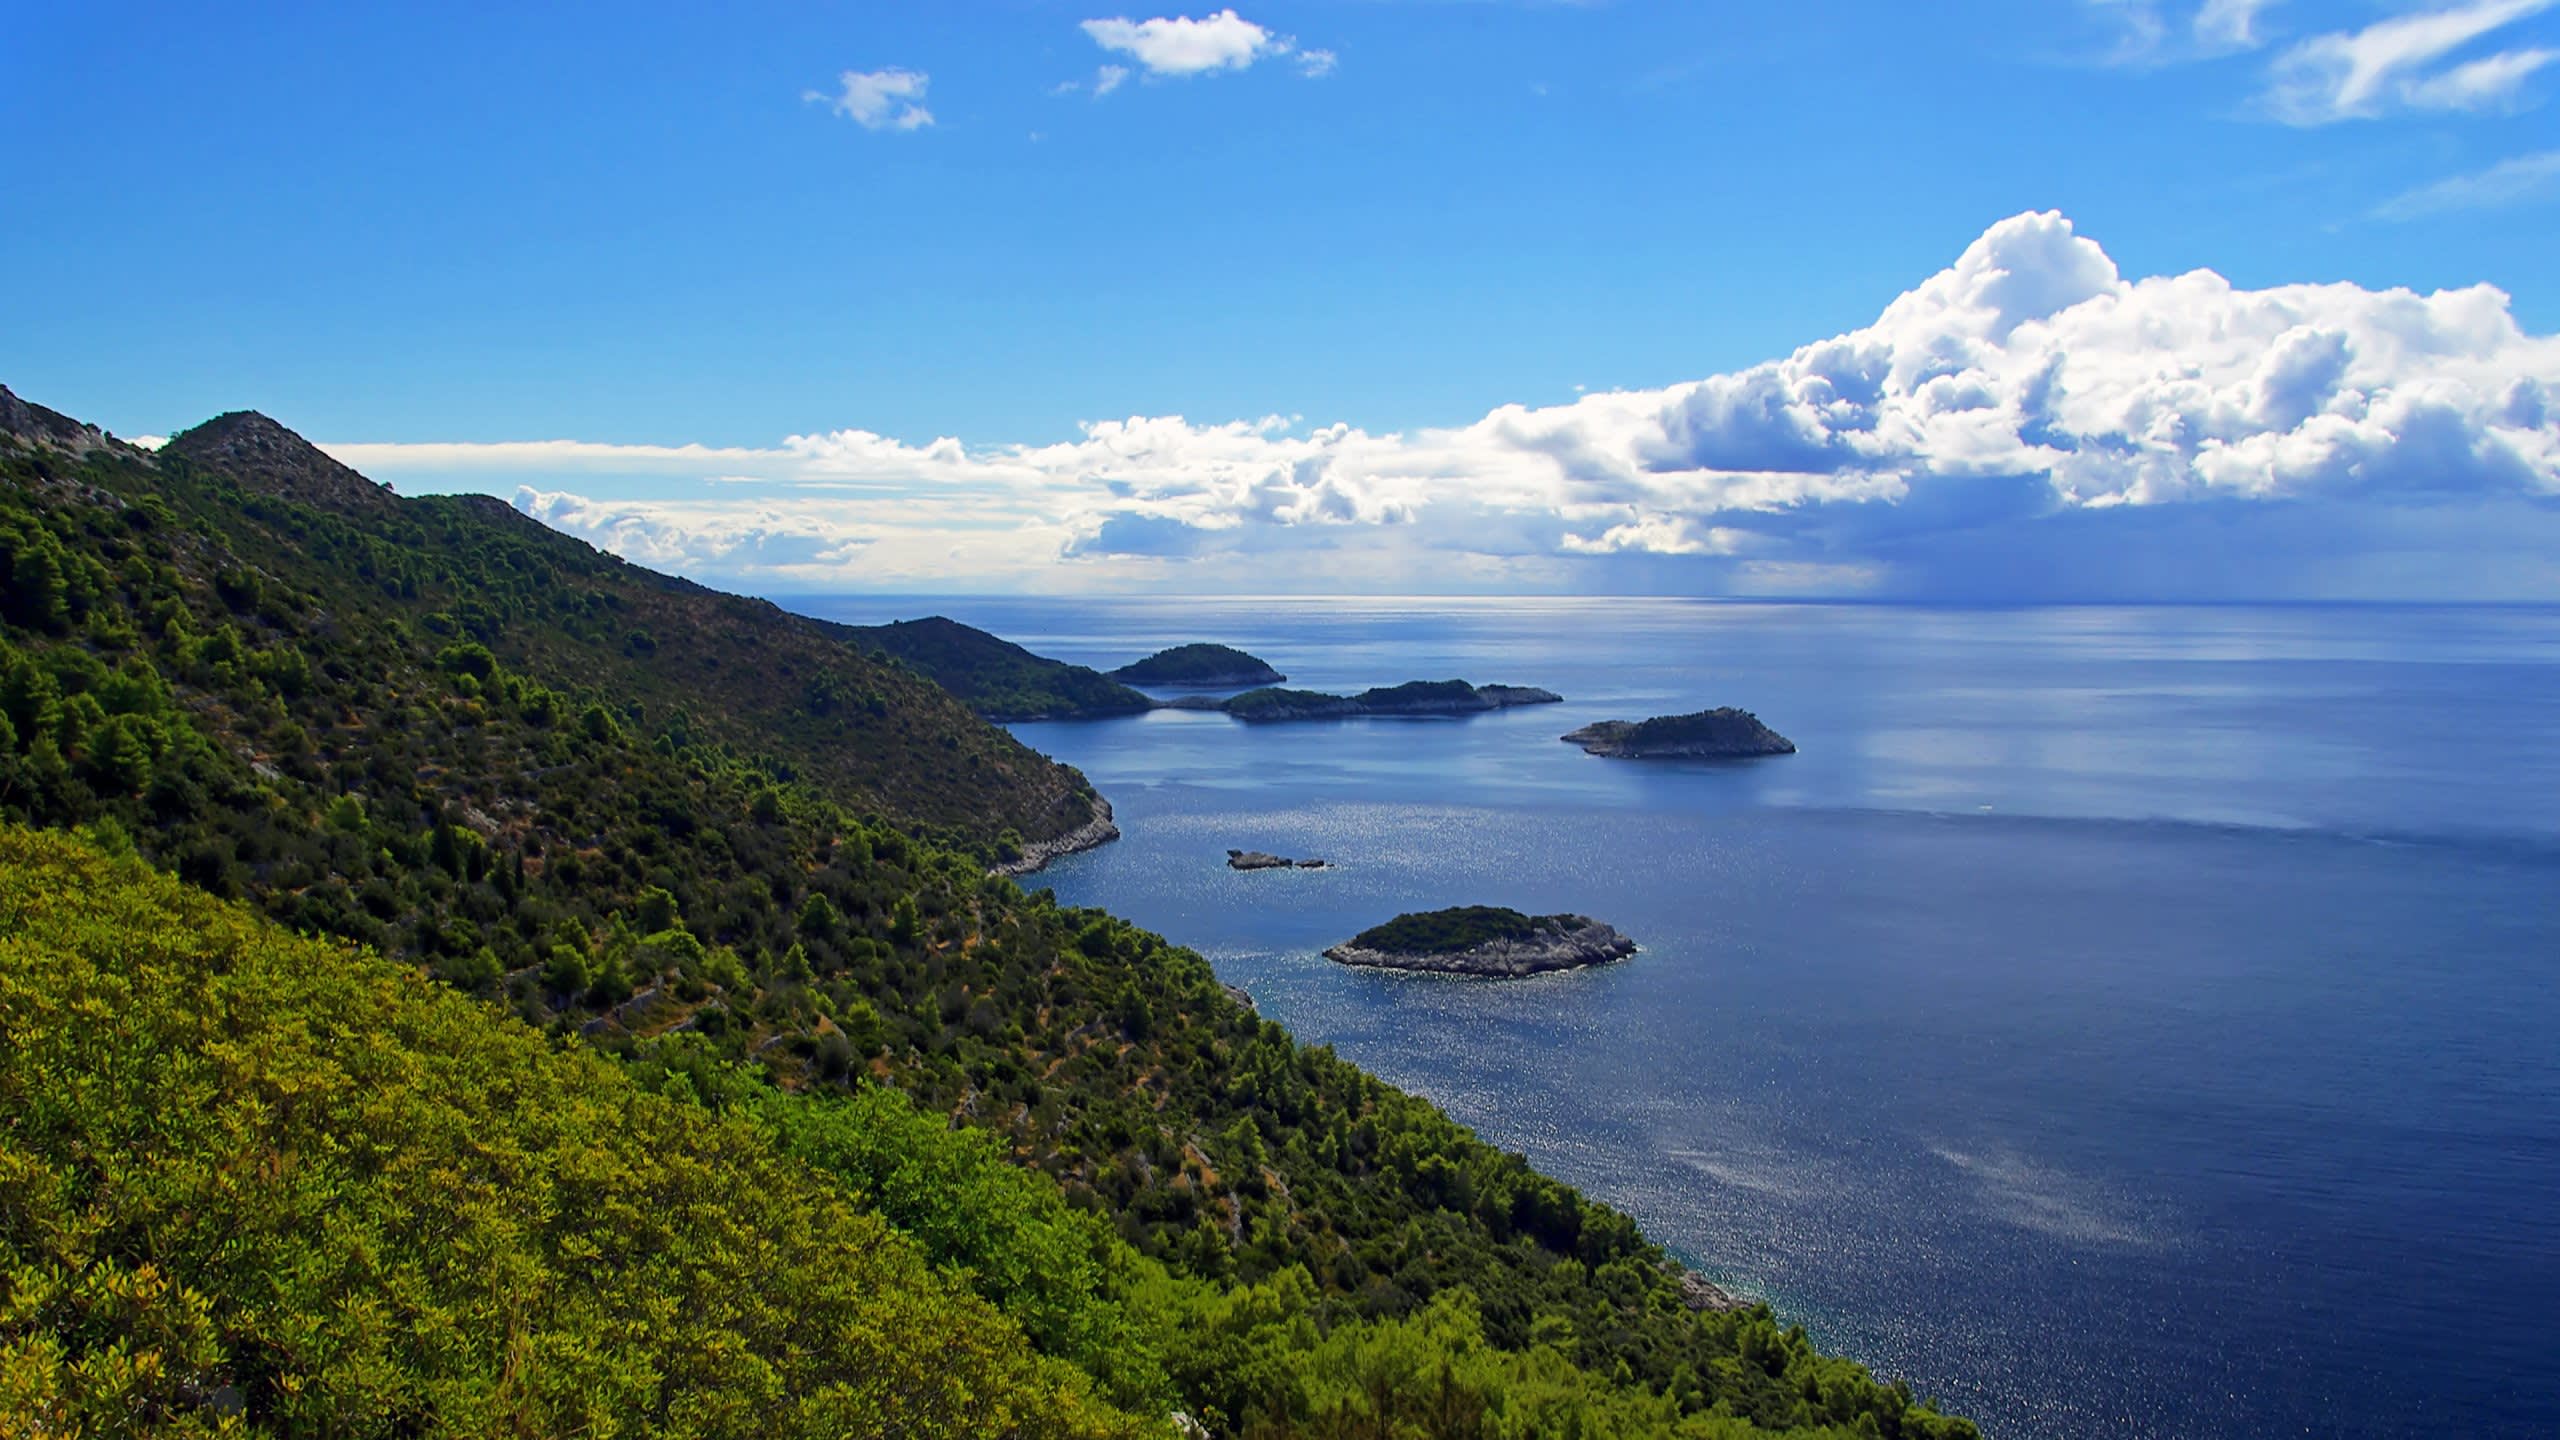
[797,595,2560,1440]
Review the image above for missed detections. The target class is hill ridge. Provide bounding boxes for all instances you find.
[162,408,399,514]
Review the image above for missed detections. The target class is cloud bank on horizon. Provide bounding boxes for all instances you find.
[328,212,2560,600]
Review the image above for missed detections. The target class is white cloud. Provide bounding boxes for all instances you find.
[1076,9,1334,86]
[1082,10,1278,74]
[328,211,2560,600]
[2263,0,2558,123]
[2086,0,2281,63]
[2195,0,2281,50]
[2375,147,2560,217]
[809,67,934,131]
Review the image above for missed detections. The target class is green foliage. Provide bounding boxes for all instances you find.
[0,828,1146,1439]
[1349,906,1562,955]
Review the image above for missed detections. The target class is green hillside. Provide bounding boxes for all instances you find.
[0,827,1143,1438]
[0,388,1975,1438]
[153,406,1109,850]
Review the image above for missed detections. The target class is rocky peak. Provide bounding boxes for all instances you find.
[162,410,396,514]
[0,383,126,456]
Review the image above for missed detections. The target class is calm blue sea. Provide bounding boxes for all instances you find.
[798,596,2560,1440]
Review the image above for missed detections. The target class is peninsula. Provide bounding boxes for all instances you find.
[834,615,1151,721]
[1325,906,1637,977]
[1112,642,1286,688]
[1563,708,1797,758]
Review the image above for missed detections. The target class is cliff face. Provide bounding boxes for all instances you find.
[1563,708,1796,758]
[1325,916,1637,977]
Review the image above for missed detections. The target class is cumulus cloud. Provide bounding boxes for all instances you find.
[2263,0,2558,123]
[328,211,2560,600]
[1073,9,1334,90]
[809,67,934,131]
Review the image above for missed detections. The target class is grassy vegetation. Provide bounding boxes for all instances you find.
[0,396,1976,1438]
[1347,906,1568,955]
[837,615,1152,721]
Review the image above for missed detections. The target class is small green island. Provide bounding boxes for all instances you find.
[1110,642,1286,687]
[1563,707,1797,758]
[1326,906,1638,977]
[1190,679,1563,722]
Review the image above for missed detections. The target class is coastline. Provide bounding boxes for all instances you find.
[990,794,1121,877]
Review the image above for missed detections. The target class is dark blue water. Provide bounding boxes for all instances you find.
[798,596,2560,1440]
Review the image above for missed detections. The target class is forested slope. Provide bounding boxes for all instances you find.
[158,405,1107,852]
[0,387,1974,1438]
[0,827,1143,1438]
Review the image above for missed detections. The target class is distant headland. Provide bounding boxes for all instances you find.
[1563,708,1796,759]
[1325,907,1637,977]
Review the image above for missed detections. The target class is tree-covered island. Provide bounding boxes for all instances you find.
[1326,906,1639,977]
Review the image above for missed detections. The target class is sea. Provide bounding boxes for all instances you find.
[793,595,2560,1440]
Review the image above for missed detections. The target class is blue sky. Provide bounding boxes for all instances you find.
[7,2,2559,598]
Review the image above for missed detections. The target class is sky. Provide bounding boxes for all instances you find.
[6,0,2559,599]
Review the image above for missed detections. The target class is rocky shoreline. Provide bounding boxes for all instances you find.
[1325,916,1636,978]
[988,795,1121,878]
[1675,1269,1751,1313]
